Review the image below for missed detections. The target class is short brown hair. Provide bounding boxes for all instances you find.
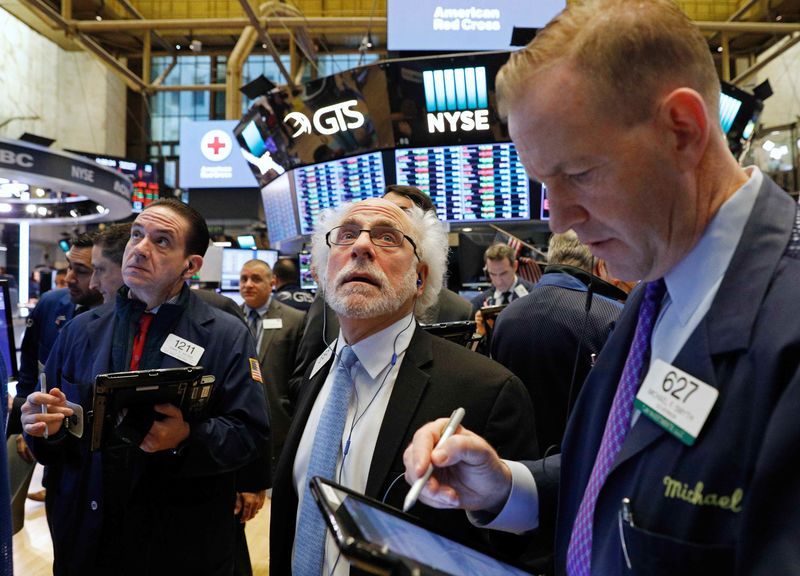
[484,243,516,266]
[496,0,720,126]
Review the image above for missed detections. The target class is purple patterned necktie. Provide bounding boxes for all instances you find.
[566,279,666,576]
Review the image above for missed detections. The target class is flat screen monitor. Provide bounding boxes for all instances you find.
[0,279,19,380]
[299,252,318,291]
[719,81,763,155]
[260,172,300,245]
[220,248,279,291]
[233,99,293,189]
[395,142,529,223]
[294,151,386,235]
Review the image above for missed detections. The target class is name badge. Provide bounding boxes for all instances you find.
[310,344,335,379]
[514,284,529,298]
[262,318,283,330]
[160,333,205,366]
[634,359,718,446]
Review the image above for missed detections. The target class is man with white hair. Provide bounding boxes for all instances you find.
[269,198,537,575]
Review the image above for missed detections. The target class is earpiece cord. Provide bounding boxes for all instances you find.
[338,312,416,483]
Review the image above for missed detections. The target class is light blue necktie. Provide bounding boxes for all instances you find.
[293,345,358,575]
[566,279,666,575]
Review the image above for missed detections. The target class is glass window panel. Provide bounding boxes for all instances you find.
[164,116,180,141]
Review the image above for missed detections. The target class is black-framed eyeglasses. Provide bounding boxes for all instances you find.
[326,224,419,260]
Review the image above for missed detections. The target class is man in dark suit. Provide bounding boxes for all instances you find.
[21,199,268,576]
[270,198,536,575]
[239,259,304,471]
[404,1,800,574]
[492,230,624,456]
[469,243,536,314]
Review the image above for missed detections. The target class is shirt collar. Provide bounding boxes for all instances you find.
[664,166,762,325]
[244,298,270,317]
[494,275,519,299]
[336,313,417,380]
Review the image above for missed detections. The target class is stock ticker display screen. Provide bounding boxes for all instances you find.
[394,142,530,223]
[293,151,386,235]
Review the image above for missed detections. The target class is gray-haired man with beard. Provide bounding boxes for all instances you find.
[269,198,537,575]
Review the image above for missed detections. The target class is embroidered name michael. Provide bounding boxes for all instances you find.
[662,475,743,512]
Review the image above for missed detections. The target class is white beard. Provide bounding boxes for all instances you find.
[325,260,417,319]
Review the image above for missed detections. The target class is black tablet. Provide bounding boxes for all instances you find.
[310,476,534,576]
[420,321,479,347]
[91,366,212,451]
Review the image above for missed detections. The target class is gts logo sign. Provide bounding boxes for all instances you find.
[284,100,365,138]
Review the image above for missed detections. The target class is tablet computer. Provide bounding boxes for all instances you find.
[91,366,213,451]
[310,476,534,576]
[420,321,479,348]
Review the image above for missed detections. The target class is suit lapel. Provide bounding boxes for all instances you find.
[365,328,432,497]
[283,345,337,465]
[258,301,281,364]
[613,177,796,469]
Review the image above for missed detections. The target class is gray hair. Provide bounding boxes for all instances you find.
[311,200,449,314]
[547,230,594,272]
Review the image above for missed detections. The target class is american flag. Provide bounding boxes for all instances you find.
[506,234,523,258]
[518,256,543,284]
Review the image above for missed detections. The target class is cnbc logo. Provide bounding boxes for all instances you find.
[423,66,491,134]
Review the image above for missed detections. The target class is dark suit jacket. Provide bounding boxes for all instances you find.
[271,326,538,575]
[532,176,800,575]
[244,299,305,470]
[470,277,537,314]
[492,272,622,453]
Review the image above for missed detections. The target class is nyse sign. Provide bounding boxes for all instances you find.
[427,109,490,133]
[284,100,365,138]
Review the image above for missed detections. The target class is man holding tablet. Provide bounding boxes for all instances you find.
[21,199,269,576]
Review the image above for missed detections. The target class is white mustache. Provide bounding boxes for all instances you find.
[334,261,389,288]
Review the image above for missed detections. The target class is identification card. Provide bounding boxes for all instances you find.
[160,333,205,366]
[634,359,718,446]
[514,284,529,298]
[310,345,334,379]
[262,318,283,330]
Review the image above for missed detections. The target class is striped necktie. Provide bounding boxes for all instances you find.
[566,279,666,575]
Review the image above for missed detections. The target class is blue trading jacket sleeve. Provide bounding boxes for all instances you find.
[174,323,270,477]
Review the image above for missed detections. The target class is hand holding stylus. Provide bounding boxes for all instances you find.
[402,412,513,514]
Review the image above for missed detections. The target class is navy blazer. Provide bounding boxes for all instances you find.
[532,176,800,575]
[28,289,269,576]
[270,326,538,575]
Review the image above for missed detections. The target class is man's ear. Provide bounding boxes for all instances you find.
[416,264,429,294]
[657,88,710,170]
[183,255,204,277]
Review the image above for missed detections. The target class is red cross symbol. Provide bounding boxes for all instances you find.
[207,136,226,155]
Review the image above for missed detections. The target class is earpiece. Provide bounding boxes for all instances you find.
[416,276,422,288]
[182,264,192,275]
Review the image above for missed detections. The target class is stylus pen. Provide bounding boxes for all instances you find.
[39,373,48,440]
[403,407,466,512]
